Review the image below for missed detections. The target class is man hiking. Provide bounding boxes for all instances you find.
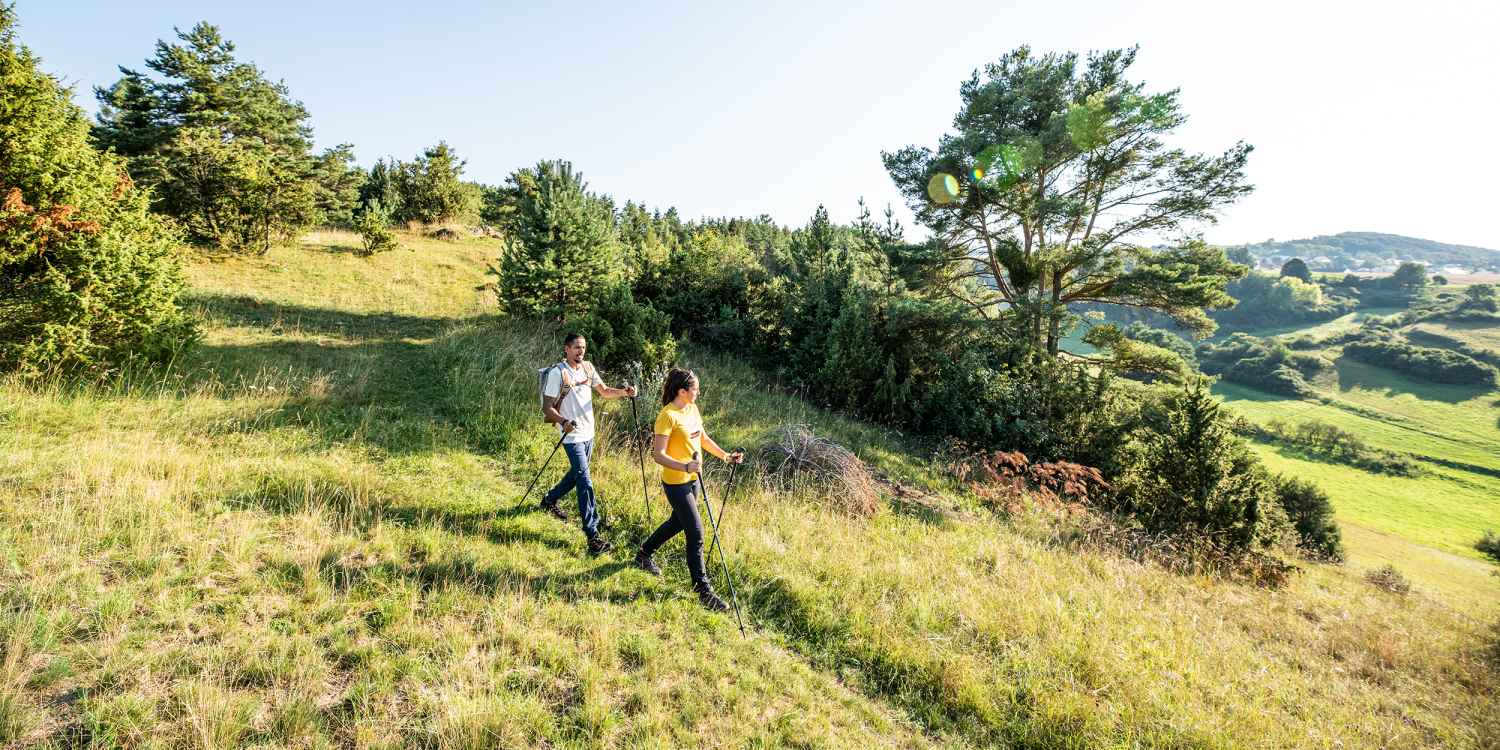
[540,332,636,556]
[634,367,744,610]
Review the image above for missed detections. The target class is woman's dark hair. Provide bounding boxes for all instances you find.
[661,368,698,406]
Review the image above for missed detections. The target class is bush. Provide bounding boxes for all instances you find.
[1364,564,1411,595]
[1199,333,1323,396]
[1273,475,1344,561]
[1123,322,1197,364]
[354,200,398,255]
[1,8,194,374]
[1239,418,1421,477]
[570,283,676,375]
[1477,530,1500,564]
[1112,381,1290,553]
[1343,334,1497,386]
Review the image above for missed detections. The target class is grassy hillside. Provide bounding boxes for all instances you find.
[2,232,1497,748]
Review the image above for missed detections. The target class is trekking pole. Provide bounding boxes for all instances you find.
[629,390,651,524]
[590,438,610,531]
[694,452,746,636]
[706,459,740,565]
[520,432,566,508]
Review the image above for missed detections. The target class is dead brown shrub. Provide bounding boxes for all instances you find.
[757,424,878,518]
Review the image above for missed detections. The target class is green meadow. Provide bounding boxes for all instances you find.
[2,233,1497,748]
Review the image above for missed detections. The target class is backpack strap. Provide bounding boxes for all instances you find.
[545,361,574,411]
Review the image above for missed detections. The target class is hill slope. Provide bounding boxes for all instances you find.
[1,231,1496,748]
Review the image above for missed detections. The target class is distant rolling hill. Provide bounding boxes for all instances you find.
[1226,232,1500,273]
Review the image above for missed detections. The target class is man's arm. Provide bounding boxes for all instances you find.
[590,364,637,400]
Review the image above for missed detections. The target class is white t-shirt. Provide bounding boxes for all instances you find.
[542,361,596,444]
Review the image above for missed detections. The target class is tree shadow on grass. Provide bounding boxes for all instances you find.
[185,294,473,341]
[176,299,509,458]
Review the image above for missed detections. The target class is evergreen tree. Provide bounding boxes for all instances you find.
[393,142,468,225]
[358,158,402,221]
[1279,257,1312,282]
[1118,380,1278,551]
[1,6,192,373]
[495,160,621,321]
[92,22,347,252]
[883,47,1251,358]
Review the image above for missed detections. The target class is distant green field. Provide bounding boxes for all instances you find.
[1214,344,1500,607]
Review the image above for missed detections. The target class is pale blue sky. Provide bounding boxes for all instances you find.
[17,1,1500,249]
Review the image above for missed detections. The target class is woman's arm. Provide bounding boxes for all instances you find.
[700,432,744,464]
[653,434,699,475]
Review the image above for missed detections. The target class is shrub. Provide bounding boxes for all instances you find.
[1199,333,1321,396]
[1273,475,1344,561]
[1,8,193,374]
[1112,381,1289,553]
[1343,334,1497,386]
[757,425,879,517]
[354,200,398,255]
[1364,564,1411,595]
[1477,530,1500,564]
[570,283,676,375]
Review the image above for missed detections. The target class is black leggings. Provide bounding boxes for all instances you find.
[640,481,709,588]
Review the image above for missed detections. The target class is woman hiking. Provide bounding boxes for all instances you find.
[634,368,744,610]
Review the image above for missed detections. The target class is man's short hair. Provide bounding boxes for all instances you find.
[563,332,585,347]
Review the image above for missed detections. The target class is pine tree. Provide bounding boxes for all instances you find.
[495,160,621,322]
[392,142,468,225]
[1,6,192,373]
[1121,380,1276,551]
[92,22,349,252]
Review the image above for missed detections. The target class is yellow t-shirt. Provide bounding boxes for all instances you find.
[654,402,704,485]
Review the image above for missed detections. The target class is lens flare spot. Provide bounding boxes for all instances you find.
[970,166,986,182]
[927,172,960,204]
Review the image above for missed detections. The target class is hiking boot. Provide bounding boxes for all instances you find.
[695,585,730,612]
[634,549,662,576]
[539,499,567,522]
[586,535,614,557]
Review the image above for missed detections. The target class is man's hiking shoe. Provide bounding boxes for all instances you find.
[540,499,567,522]
[634,550,662,576]
[696,586,730,612]
[587,536,614,557]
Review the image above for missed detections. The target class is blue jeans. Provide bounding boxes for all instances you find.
[543,440,599,537]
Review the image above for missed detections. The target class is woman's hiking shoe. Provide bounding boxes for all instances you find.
[695,586,730,612]
[540,499,567,522]
[586,535,614,557]
[634,550,662,576]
